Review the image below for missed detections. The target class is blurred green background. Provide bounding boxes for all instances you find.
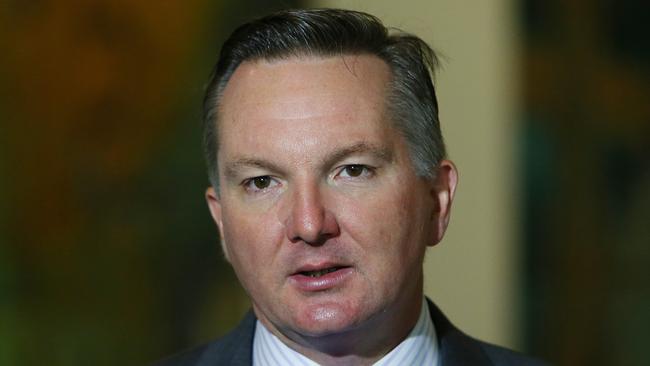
[0,1,648,365]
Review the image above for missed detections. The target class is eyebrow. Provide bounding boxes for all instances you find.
[222,141,394,179]
[321,142,393,168]
[223,158,285,180]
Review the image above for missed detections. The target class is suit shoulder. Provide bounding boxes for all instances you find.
[478,341,551,366]
[426,299,549,366]
[150,311,256,366]
[151,342,213,366]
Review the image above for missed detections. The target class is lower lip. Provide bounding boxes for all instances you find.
[288,267,353,292]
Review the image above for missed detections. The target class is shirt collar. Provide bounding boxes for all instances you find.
[252,298,439,366]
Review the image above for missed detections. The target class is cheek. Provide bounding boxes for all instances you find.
[382,198,427,264]
[220,208,278,278]
[339,186,426,263]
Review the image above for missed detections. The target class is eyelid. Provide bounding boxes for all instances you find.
[241,175,281,193]
[335,164,376,179]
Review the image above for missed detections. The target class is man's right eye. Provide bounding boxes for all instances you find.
[243,176,277,192]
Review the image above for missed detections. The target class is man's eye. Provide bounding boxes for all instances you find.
[338,164,373,179]
[252,176,271,189]
[243,176,277,192]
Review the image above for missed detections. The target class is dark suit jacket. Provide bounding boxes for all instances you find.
[153,299,548,365]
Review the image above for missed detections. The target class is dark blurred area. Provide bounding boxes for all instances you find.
[0,1,298,365]
[521,0,650,365]
[0,1,648,365]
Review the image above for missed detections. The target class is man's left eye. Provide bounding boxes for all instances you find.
[338,164,374,179]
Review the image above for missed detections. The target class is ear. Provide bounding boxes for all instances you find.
[428,159,458,246]
[205,187,230,262]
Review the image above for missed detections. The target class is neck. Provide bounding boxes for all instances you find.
[259,277,424,366]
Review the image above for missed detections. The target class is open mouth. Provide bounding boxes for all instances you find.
[299,266,344,278]
[290,265,353,291]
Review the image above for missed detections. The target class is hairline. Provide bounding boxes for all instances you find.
[207,51,436,193]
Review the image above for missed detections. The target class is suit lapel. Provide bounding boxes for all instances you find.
[197,311,256,366]
[427,298,494,366]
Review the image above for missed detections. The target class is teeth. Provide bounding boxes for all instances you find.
[304,267,339,277]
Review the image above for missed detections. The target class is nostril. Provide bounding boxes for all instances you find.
[281,184,340,245]
[286,210,340,245]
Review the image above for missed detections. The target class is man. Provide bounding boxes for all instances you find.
[156,8,547,366]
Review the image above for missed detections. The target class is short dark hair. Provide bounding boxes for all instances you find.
[203,8,446,190]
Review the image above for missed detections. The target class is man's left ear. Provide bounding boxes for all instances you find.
[428,159,458,246]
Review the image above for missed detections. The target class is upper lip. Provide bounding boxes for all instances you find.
[292,262,350,275]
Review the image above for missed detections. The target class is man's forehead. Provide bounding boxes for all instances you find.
[218,54,392,119]
[215,54,398,167]
[232,54,390,83]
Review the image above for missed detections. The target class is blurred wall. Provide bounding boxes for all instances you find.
[0,1,296,365]
[313,0,524,351]
[521,1,650,364]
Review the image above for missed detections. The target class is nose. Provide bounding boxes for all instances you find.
[282,181,340,245]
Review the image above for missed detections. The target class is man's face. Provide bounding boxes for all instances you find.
[207,55,456,341]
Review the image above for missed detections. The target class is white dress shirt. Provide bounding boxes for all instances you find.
[253,298,439,365]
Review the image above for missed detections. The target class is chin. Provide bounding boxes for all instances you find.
[291,300,366,337]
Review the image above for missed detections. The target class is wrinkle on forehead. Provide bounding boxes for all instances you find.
[223,141,394,179]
